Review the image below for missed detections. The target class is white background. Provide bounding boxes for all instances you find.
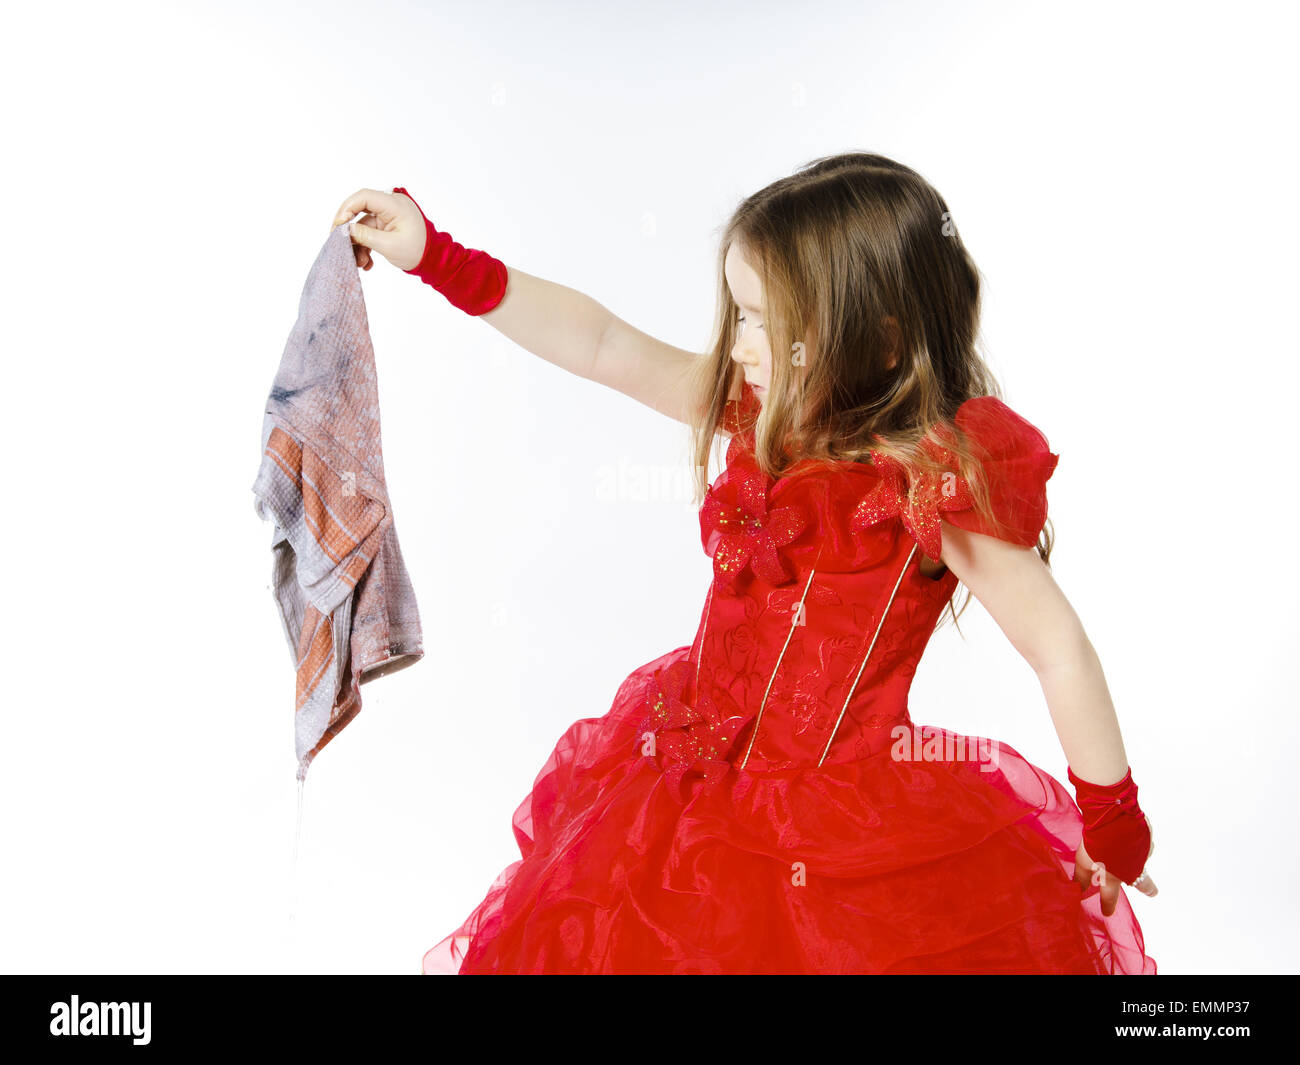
[1,0,1294,975]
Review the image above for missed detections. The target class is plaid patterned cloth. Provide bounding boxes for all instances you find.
[252,224,424,781]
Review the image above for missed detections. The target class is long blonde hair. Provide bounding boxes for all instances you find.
[684,151,1054,628]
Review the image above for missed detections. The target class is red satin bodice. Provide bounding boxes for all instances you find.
[639,382,1060,795]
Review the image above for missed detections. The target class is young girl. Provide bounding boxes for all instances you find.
[333,152,1157,975]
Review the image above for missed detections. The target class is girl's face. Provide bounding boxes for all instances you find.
[725,242,772,399]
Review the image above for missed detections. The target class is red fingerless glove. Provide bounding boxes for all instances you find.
[391,186,508,316]
[1067,765,1152,885]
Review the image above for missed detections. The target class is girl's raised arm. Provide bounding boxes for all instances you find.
[333,186,710,429]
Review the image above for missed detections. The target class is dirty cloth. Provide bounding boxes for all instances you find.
[252,224,423,781]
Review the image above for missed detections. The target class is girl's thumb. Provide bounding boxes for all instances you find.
[345,219,394,259]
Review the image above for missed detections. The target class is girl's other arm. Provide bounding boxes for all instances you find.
[935,519,1131,786]
[939,519,1157,913]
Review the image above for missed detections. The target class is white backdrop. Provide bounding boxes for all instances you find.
[1,0,1294,975]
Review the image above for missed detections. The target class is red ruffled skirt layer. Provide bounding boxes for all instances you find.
[422,646,1155,975]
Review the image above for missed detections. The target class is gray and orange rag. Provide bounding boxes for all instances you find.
[252,224,423,782]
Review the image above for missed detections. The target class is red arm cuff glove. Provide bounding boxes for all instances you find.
[1067,765,1152,885]
[391,186,508,316]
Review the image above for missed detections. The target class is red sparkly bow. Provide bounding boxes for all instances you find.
[700,441,810,590]
[849,445,974,562]
[636,658,753,804]
[850,397,1059,557]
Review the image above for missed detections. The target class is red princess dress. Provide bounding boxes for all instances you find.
[421,384,1156,974]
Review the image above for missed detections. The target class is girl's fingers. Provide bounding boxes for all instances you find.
[332,187,397,229]
[331,187,421,269]
[1072,843,1092,890]
[1099,872,1121,917]
[1073,843,1147,916]
[1076,852,1121,916]
[345,216,401,262]
[355,213,378,269]
[332,191,363,227]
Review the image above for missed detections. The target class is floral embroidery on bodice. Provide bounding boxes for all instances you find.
[637,383,1060,800]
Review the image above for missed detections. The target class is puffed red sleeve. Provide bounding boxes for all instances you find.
[939,396,1059,548]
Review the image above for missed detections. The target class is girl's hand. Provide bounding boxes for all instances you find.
[1073,819,1158,917]
[330,188,426,273]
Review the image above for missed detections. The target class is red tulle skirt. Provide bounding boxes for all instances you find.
[422,647,1155,975]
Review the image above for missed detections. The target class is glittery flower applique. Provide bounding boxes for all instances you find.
[636,658,700,733]
[850,449,974,562]
[635,658,753,804]
[700,446,810,591]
